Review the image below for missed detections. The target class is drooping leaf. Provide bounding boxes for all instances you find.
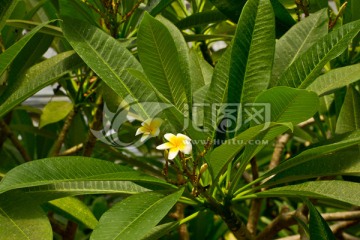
[304,199,336,240]
[0,191,52,240]
[61,17,157,119]
[149,0,175,16]
[336,86,360,134]
[241,181,360,206]
[209,0,246,23]
[0,51,83,118]
[90,189,183,240]
[277,20,360,88]
[228,0,275,107]
[39,101,73,128]
[138,13,189,111]
[47,197,98,229]
[271,9,328,86]
[0,157,172,194]
[307,64,360,96]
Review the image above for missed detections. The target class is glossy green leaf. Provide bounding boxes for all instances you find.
[138,13,189,111]
[0,157,172,194]
[307,64,360,96]
[271,9,328,86]
[304,199,336,240]
[209,122,292,180]
[175,10,227,29]
[259,130,360,184]
[48,197,98,229]
[228,0,275,106]
[241,181,360,206]
[90,189,183,240]
[336,86,360,134]
[149,0,175,16]
[262,146,360,187]
[39,101,73,128]
[278,20,360,88]
[0,191,52,240]
[0,21,55,79]
[61,17,156,119]
[0,0,19,31]
[254,86,319,124]
[0,51,83,118]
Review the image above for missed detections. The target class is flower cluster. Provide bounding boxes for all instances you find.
[135,118,192,160]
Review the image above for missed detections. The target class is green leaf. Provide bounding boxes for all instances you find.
[209,122,292,180]
[5,20,63,38]
[271,9,328,86]
[0,20,56,79]
[209,0,246,23]
[61,17,156,119]
[307,64,360,96]
[241,180,360,206]
[228,0,275,106]
[0,0,19,31]
[336,86,360,134]
[39,101,73,128]
[262,146,360,187]
[278,20,360,88]
[48,197,98,229]
[0,191,52,240]
[24,181,151,202]
[254,86,319,124]
[149,0,175,16]
[140,222,179,240]
[0,156,172,194]
[304,199,336,240]
[90,189,183,240]
[0,51,83,118]
[175,10,227,29]
[138,13,189,111]
[259,130,360,185]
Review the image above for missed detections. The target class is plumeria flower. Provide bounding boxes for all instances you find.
[156,133,192,160]
[135,118,163,142]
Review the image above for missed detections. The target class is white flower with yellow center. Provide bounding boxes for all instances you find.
[156,133,192,160]
[135,118,163,142]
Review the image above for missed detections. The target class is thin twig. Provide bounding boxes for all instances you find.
[83,97,103,157]
[50,107,78,156]
[59,143,84,156]
[0,120,32,162]
[269,134,291,170]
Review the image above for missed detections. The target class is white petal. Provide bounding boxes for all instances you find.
[151,128,160,137]
[164,133,176,142]
[181,143,192,154]
[142,118,153,126]
[177,133,191,141]
[140,134,150,142]
[156,142,174,150]
[168,148,179,160]
[151,118,163,128]
[135,127,145,136]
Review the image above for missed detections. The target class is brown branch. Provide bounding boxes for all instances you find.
[331,220,359,235]
[63,221,78,240]
[170,203,189,240]
[0,120,32,162]
[247,158,262,236]
[59,143,84,156]
[269,134,291,170]
[323,211,360,221]
[50,107,78,156]
[83,97,103,157]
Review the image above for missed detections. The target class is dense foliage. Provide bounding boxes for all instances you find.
[0,0,360,239]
